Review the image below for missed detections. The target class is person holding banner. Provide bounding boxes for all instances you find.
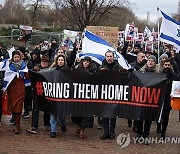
[50,54,67,138]
[26,55,51,134]
[99,50,123,140]
[71,56,95,139]
[138,55,160,144]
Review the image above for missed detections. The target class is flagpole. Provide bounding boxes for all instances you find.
[157,7,160,63]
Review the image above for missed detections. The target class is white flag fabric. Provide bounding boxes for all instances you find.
[0,60,28,92]
[144,26,152,37]
[159,11,180,50]
[80,29,132,70]
[8,46,15,59]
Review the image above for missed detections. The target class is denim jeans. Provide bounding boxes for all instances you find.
[102,118,116,135]
[50,114,66,133]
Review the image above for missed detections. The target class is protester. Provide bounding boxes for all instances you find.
[71,56,95,139]
[30,47,41,70]
[129,51,146,132]
[49,38,59,62]
[0,42,9,123]
[160,59,179,139]
[137,55,160,145]
[26,55,51,134]
[99,50,123,140]
[18,47,33,119]
[0,50,29,134]
[50,55,67,138]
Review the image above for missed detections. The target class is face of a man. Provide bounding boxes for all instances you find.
[163,62,171,72]
[137,52,145,64]
[127,46,132,52]
[105,52,114,64]
[147,59,156,68]
[134,47,140,53]
[52,39,57,44]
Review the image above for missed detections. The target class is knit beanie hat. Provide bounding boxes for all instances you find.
[148,55,157,63]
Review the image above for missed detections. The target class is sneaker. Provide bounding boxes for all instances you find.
[97,125,103,129]
[22,113,30,119]
[161,132,166,140]
[143,137,150,145]
[26,127,38,134]
[61,126,66,132]
[133,126,138,133]
[50,132,57,138]
[110,134,115,140]
[10,116,15,124]
[100,134,110,140]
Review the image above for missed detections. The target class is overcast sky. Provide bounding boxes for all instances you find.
[130,0,179,22]
[0,0,179,23]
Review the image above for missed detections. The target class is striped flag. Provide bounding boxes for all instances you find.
[159,11,180,50]
[79,29,132,70]
[144,26,152,37]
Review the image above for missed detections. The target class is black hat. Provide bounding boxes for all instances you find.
[12,50,21,57]
[134,43,141,49]
[17,46,26,54]
[31,48,40,55]
[82,56,91,62]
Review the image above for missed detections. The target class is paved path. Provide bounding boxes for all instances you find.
[0,110,180,154]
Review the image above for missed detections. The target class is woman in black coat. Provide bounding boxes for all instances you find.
[71,56,96,139]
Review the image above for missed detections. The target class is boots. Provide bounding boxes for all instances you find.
[76,126,81,135]
[156,122,161,133]
[79,128,85,139]
[14,114,21,134]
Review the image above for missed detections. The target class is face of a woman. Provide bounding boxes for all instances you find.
[57,49,64,55]
[13,55,21,63]
[82,60,90,68]
[57,57,65,67]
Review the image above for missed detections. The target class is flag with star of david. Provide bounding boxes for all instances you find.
[159,11,180,50]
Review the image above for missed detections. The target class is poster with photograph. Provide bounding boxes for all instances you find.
[171,81,180,98]
[19,25,32,42]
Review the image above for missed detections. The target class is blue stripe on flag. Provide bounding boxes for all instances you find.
[79,53,105,61]
[161,11,180,25]
[160,33,180,46]
[85,30,114,48]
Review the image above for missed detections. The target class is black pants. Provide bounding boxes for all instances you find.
[136,120,152,137]
[161,109,171,133]
[24,86,32,114]
[31,93,50,129]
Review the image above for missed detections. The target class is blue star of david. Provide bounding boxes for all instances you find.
[177,29,180,37]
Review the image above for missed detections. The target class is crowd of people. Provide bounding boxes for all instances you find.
[0,38,180,145]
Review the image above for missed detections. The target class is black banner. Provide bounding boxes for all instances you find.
[30,68,167,121]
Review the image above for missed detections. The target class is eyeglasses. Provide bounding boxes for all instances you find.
[164,64,171,66]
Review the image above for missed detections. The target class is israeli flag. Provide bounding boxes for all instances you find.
[0,60,28,92]
[79,29,132,70]
[159,11,180,50]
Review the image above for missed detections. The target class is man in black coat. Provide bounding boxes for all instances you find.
[160,59,179,139]
[99,50,122,140]
[131,51,146,71]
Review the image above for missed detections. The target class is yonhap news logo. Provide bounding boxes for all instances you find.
[117,132,180,148]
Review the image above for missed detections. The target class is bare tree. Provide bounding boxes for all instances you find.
[50,0,130,31]
[25,0,45,26]
[1,0,26,24]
